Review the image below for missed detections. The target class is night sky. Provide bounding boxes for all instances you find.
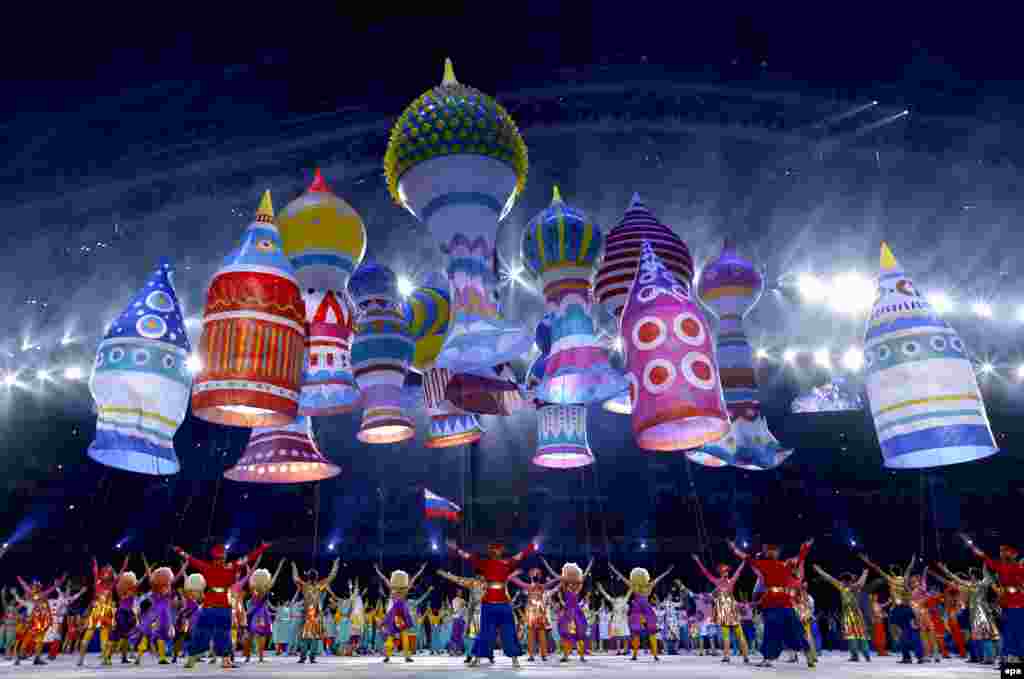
[0,6,1022,603]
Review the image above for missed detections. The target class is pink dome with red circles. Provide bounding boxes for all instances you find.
[594,193,694,322]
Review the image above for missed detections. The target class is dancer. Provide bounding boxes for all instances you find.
[941,577,967,657]
[13,574,65,665]
[43,582,85,660]
[540,558,593,662]
[437,568,487,663]
[961,534,1024,663]
[133,557,187,664]
[935,562,999,664]
[728,539,814,668]
[1,588,17,658]
[173,573,204,663]
[172,540,271,669]
[692,554,750,663]
[859,552,924,663]
[508,567,558,661]
[448,538,537,668]
[291,558,339,663]
[109,567,143,664]
[869,593,889,656]
[346,579,366,655]
[812,564,870,661]
[597,578,631,655]
[608,561,674,661]
[375,562,426,663]
[245,559,285,662]
[77,555,128,666]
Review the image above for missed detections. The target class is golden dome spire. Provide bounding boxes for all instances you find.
[256,190,274,222]
[551,185,563,204]
[442,58,459,86]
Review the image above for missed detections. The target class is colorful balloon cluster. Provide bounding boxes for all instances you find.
[85,59,1000,481]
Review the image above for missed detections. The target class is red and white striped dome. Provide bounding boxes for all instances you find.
[594,193,693,322]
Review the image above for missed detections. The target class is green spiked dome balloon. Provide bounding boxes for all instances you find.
[384,58,528,213]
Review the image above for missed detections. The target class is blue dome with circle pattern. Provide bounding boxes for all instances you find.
[103,258,190,352]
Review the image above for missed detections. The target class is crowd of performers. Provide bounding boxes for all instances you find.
[1,532,1022,670]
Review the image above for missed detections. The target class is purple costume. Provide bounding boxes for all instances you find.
[110,596,137,642]
[558,591,589,643]
[248,595,273,638]
[448,617,466,652]
[628,595,658,636]
[177,598,200,639]
[382,599,413,637]
[134,591,175,644]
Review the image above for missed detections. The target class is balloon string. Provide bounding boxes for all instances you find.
[312,482,321,564]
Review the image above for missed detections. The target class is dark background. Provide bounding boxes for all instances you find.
[0,5,1020,611]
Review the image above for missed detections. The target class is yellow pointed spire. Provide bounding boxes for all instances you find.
[551,185,563,204]
[442,58,459,86]
[879,241,900,271]
[256,190,274,222]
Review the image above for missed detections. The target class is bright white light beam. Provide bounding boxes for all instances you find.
[814,348,832,369]
[842,346,865,372]
[927,292,954,315]
[396,275,415,298]
[972,301,993,319]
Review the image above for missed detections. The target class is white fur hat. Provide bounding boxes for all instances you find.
[629,567,651,586]
[390,570,410,589]
[184,573,207,592]
[250,568,272,592]
[562,562,583,580]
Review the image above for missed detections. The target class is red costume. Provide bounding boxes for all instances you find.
[983,556,1024,609]
[173,543,269,609]
[746,543,810,609]
[465,543,537,604]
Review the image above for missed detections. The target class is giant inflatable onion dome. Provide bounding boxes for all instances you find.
[383,58,528,210]
[278,168,368,292]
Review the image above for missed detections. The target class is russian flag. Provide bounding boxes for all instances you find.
[424,488,461,522]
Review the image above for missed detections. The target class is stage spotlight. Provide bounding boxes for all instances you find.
[397,275,415,298]
[783,348,798,364]
[431,542,438,552]
[814,348,831,369]
[63,366,83,380]
[612,337,623,352]
[1017,364,1024,380]
[640,541,647,550]
[829,272,874,313]
[927,292,954,314]
[185,355,203,374]
[3,374,16,387]
[797,273,827,302]
[972,301,993,319]
[60,335,74,346]
[842,346,865,372]
[755,348,769,360]
[328,543,335,552]
[980,362,995,375]
[36,369,49,381]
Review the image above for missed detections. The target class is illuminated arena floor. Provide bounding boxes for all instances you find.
[0,652,998,676]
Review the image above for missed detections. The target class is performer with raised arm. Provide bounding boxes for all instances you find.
[110,565,144,664]
[13,574,66,666]
[935,561,999,664]
[291,558,340,664]
[812,564,870,661]
[375,562,427,663]
[448,537,537,668]
[172,540,271,669]
[245,559,286,663]
[77,555,128,666]
[43,581,85,660]
[437,569,485,662]
[134,557,187,664]
[859,552,923,663]
[961,533,1024,663]
[608,561,673,662]
[540,557,594,662]
[693,553,750,663]
[508,567,559,661]
[597,579,630,655]
[728,539,814,668]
